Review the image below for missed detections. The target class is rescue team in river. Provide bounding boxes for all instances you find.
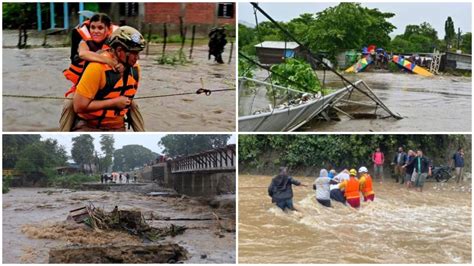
[268,166,374,210]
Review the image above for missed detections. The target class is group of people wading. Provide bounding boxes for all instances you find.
[268,166,375,211]
[60,13,228,132]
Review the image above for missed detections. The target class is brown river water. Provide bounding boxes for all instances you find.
[239,71,471,132]
[239,175,471,263]
[2,45,235,131]
[3,188,235,263]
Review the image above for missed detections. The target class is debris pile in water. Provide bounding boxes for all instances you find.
[69,203,187,241]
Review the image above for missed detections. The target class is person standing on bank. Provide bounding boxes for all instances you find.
[268,167,306,211]
[372,147,385,184]
[404,149,432,192]
[452,147,465,183]
[392,146,407,184]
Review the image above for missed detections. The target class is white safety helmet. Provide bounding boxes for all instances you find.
[358,166,368,173]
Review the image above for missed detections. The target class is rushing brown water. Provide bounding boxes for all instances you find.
[239,175,471,263]
[3,188,235,263]
[239,70,471,132]
[2,44,235,131]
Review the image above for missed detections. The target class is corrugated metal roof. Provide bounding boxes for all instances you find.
[255,41,299,49]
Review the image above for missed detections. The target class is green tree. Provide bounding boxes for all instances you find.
[159,135,231,157]
[113,145,157,171]
[14,139,67,185]
[3,135,41,169]
[71,135,95,174]
[100,135,115,172]
[444,17,456,49]
[461,32,471,54]
[239,135,471,173]
[303,3,395,59]
[390,22,439,53]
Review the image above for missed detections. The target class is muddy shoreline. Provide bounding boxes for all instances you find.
[3,187,236,263]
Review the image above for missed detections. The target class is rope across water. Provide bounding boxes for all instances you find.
[3,88,234,100]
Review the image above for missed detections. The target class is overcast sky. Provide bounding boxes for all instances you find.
[238,2,472,37]
[41,134,236,157]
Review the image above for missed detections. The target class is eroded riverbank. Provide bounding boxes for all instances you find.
[3,187,235,263]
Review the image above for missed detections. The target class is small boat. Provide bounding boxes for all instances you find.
[239,78,362,132]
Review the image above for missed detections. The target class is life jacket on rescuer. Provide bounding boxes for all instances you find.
[344,177,360,199]
[63,20,119,96]
[360,174,375,197]
[77,52,140,128]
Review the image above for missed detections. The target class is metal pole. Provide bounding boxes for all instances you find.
[79,2,84,24]
[63,3,69,29]
[50,3,55,29]
[37,3,42,32]
[249,2,400,119]
[189,25,196,59]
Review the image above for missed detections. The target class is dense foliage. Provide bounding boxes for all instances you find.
[239,3,472,69]
[159,135,230,157]
[239,135,471,174]
[48,173,98,189]
[389,22,440,53]
[270,58,321,93]
[100,135,115,173]
[239,3,396,61]
[71,135,95,174]
[113,145,158,172]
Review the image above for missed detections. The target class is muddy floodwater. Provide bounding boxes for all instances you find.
[3,187,235,263]
[239,175,471,263]
[2,44,235,131]
[239,71,471,132]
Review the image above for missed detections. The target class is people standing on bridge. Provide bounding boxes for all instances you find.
[403,150,416,189]
[126,173,130,183]
[313,169,331,207]
[452,147,465,183]
[72,26,146,131]
[404,149,432,192]
[268,166,306,211]
[133,173,138,183]
[339,169,360,208]
[372,147,385,184]
[392,146,407,184]
[358,166,375,202]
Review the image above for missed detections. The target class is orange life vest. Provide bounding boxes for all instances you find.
[360,174,374,197]
[63,20,119,95]
[77,53,139,127]
[344,176,360,199]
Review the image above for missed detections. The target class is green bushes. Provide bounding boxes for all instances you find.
[47,174,98,189]
[3,175,13,194]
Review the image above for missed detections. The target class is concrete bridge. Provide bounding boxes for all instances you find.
[139,144,235,197]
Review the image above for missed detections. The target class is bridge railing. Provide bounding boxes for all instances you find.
[170,144,235,173]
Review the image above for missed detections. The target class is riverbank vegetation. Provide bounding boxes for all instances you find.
[239,135,471,175]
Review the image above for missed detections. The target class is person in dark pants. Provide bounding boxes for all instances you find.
[268,167,306,211]
[392,146,407,184]
[126,173,130,183]
[208,27,227,64]
[452,147,465,183]
[404,149,431,192]
[403,150,416,189]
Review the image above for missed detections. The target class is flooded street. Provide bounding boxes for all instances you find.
[3,187,235,263]
[239,175,471,263]
[2,44,235,131]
